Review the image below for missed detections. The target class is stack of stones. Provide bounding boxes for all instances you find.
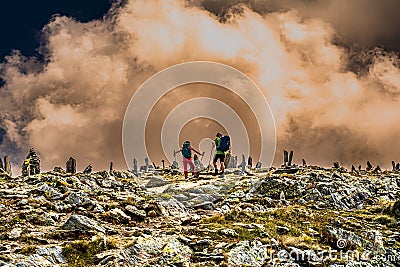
[21,148,41,176]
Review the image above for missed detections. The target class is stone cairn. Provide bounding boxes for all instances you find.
[283,150,293,167]
[66,157,76,174]
[0,156,12,176]
[83,164,92,174]
[21,148,41,176]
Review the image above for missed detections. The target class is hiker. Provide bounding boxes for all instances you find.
[176,141,201,179]
[213,132,230,177]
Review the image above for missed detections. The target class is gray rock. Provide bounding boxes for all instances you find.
[23,254,53,266]
[66,157,76,174]
[62,214,105,233]
[125,205,146,221]
[36,246,65,264]
[145,177,170,188]
[228,240,269,267]
[65,192,91,206]
[109,208,131,222]
[158,198,189,218]
[173,193,189,202]
[125,236,192,266]
[4,156,12,177]
[188,193,216,205]
[390,200,400,218]
[192,201,215,210]
[220,228,239,237]
[26,212,55,226]
[187,187,204,194]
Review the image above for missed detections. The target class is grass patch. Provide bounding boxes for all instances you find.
[20,245,38,255]
[374,215,397,226]
[62,236,118,267]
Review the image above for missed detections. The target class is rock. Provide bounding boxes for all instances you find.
[4,155,12,176]
[277,226,290,234]
[95,249,128,266]
[66,157,76,174]
[22,254,54,266]
[62,214,105,233]
[284,150,289,166]
[109,208,131,223]
[36,246,65,264]
[160,238,193,266]
[52,166,65,174]
[220,228,239,237]
[8,228,23,239]
[333,161,340,169]
[26,212,56,226]
[288,150,293,166]
[189,239,213,251]
[249,178,302,199]
[193,252,226,263]
[64,192,91,206]
[366,161,373,171]
[21,148,40,176]
[158,198,189,218]
[83,164,92,174]
[228,240,269,267]
[145,177,170,188]
[326,226,364,248]
[148,210,157,217]
[124,205,146,221]
[390,200,400,218]
[192,201,215,210]
[125,236,192,266]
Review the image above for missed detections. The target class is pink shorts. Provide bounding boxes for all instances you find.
[182,157,196,172]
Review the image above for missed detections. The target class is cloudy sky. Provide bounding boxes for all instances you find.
[1,0,400,173]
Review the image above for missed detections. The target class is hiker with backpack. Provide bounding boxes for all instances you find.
[176,141,202,179]
[213,132,230,177]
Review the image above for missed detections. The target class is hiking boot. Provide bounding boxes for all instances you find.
[184,171,188,179]
[193,172,199,178]
[213,169,218,176]
[218,173,225,178]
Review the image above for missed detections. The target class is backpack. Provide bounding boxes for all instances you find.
[182,141,192,158]
[218,135,230,152]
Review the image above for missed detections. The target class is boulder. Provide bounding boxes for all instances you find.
[62,214,105,233]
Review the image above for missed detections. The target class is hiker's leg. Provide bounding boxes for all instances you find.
[213,155,218,175]
[188,160,196,176]
[220,154,226,174]
[183,158,189,178]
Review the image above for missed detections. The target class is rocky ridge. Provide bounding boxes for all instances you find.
[0,165,399,266]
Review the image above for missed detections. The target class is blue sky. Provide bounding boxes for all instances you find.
[0,0,112,60]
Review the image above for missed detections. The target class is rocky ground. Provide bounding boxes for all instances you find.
[0,165,399,267]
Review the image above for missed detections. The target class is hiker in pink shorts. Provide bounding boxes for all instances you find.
[176,141,201,179]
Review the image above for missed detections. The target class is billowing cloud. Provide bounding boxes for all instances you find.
[199,0,400,50]
[1,0,400,174]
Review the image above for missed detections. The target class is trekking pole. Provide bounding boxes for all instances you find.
[207,143,215,169]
